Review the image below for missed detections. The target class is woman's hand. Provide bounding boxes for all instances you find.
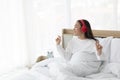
[55,35,61,45]
[95,41,103,56]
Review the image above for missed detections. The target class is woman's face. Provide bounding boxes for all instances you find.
[73,21,82,36]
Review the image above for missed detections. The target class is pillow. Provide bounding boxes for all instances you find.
[110,38,120,63]
[96,36,113,62]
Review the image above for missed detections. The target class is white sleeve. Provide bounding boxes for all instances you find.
[56,41,73,61]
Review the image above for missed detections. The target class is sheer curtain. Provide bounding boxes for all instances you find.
[0,0,120,76]
[0,0,28,75]
[24,0,70,64]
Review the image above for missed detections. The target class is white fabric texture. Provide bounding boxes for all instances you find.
[101,63,120,78]
[86,72,116,79]
[57,37,105,61]
[31,57,66,77]
[109,63,120,78]
[9,58,119,80]
[11,70,51,80]
[57,37,102,76]
[110,38,120,63]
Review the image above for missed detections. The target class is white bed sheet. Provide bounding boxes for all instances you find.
[11,70,119,80]
[10,58,120,80]
[11,70,51,80]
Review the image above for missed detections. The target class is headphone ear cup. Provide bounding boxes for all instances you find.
[81,25,87,33]
[80,20,87,33]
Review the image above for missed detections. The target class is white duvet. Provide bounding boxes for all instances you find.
[11,58,120,80]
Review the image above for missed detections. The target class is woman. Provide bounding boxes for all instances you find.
[55,19,104,77]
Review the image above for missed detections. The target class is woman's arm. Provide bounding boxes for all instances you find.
[96,41,103,56]
[95,41,106,60]
[56,36,73,61]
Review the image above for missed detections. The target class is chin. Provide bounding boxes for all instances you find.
[73,33,78,36]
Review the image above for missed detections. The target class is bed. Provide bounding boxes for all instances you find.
[11,29,120,80]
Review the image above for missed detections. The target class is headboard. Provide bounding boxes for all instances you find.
[62,29,120,48]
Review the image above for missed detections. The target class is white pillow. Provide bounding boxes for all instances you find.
[110,38,120,63]
[97,36,113,62]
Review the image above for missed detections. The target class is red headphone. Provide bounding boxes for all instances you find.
[80,20,87,33]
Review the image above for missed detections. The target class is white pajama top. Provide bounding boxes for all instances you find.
[56,37,105,76]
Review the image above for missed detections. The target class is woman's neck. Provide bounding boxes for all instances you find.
[78,34,86,40]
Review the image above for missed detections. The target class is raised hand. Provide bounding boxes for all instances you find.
[55,35,61,45]
[95,41,103,56]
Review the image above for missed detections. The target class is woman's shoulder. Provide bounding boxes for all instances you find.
[87,39,96,44]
